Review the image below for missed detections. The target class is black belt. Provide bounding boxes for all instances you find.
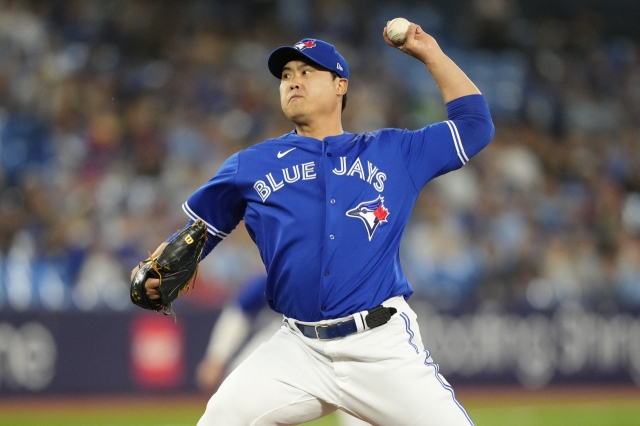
[295,305,397,340]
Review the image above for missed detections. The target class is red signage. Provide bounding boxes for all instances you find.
[130,315,185,388]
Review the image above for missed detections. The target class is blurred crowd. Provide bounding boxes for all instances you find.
[1,0,639,312]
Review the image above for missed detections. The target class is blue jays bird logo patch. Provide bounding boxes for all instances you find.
[346,195,390,241]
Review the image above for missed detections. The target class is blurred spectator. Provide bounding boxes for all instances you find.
[1,0,640,312]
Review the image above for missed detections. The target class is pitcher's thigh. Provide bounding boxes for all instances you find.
[341,311,473,426]
[198,328,338,426]
[346,353,473,425]
[401,355,474,426]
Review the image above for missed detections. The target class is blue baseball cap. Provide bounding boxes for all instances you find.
[268,39,349,80]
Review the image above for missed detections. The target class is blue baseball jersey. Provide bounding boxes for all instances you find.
[236,275,269,317]
[184,94,493,321]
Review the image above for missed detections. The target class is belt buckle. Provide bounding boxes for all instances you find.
[314,323,332,340]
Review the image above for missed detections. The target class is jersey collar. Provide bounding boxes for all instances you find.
[283,129,357,145]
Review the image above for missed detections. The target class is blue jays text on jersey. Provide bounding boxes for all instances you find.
[253,155,388,202]
[183,94,494,322]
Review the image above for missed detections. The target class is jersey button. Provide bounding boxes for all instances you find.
[329,234,335,240]
[324,141,328,146]
[326,152,332,157]
[324,269,330,276]
[330,199,336,204]
[321,306,326,311]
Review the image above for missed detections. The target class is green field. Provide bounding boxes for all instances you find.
[1,387,639,426]
[464,399,640,426]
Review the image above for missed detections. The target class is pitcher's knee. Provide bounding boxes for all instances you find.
[197,391,245,425]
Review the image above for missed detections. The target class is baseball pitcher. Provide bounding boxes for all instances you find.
[131,20,494,425]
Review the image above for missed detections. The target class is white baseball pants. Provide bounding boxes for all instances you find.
[197,296,474,426]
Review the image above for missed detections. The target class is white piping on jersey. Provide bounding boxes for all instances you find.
[445,120,469,165]
[182,203,228,239]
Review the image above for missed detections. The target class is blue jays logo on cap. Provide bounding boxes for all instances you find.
[268,38,349,80]
[346,196,390,241]
[294,39,317,51]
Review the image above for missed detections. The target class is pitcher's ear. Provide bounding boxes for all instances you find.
[337,79,348,95]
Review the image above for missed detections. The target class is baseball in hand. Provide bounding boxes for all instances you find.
[386,17,410,44]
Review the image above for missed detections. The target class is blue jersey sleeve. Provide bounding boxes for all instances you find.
[400,94,494,189]
[182,152,247,250]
